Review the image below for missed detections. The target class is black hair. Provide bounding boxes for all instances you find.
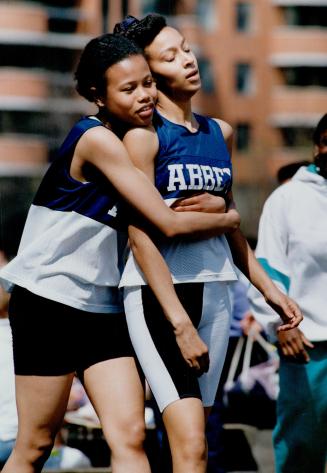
[113,14,167,50]
[277,160,311,184]
[313,113,327,146]
[75,33,143,103]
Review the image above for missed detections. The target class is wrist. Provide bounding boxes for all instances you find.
[226,209,240,231]
[171,316,193,335]
[262,283,280,302]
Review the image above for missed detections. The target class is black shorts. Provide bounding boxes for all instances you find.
[9,285,134,376]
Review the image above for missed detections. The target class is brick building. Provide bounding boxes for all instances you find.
[0,0,326,241]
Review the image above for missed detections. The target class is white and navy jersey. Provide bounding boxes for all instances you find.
[0,116,128,313]
[120,111,237,287]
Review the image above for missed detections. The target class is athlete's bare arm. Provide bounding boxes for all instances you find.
[174,118,302,330]
[73,125,240,238]
[122,125,210,372]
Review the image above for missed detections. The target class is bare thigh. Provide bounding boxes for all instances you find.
[163,398,206,457]
[82,357,146,443]
[15,373,75,448]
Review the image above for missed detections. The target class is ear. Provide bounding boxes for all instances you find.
[90,86,105,107]
[313,144,319,157]
[95,98,105,108]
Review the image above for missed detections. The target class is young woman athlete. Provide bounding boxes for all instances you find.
[115,15,303,473]
[0,34,241,473]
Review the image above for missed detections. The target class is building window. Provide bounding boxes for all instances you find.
[280,127,314,148]
[236,63,253,94]
[197,58,215,93]
[236,123,251,151]
[282,67,327,87]
[236,2,252,32]
[196,0,216,31]
[141,0,179,15]
[284,6,326,27]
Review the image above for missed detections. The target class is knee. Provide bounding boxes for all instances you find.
[15,432,54,466]
[107,418,147,454]
[178,430,206,464]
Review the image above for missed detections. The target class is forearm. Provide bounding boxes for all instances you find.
[128,225,192,331]
[128,224,210,372]
[227,228,277,298]
[171,208,240,239]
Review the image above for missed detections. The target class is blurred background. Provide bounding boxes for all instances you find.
[0,0,326,258]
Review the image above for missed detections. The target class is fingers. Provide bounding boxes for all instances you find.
[288,302,303,327]
[173,195,203,207]
[291,336,310,362]
[277,322,295,332]
[279,331,311,362]
[175,328,210,375]
[187,350,210,376]
[198,351,210,374]
[173,204,201,212]
[279,299,303,329]
[301,333,314,349]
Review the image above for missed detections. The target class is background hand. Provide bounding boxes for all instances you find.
[240,311,263,336]
[277,327,314,362]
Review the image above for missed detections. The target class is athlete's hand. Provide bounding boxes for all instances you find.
[172,192,226,214]
[264,288,303,331]
[277,328,314,363]
[174,320,210,375]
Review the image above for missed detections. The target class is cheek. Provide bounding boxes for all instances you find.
[110,96,133,115]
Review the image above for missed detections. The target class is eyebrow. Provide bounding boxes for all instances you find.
[159,37,187,56]
[119,73,152,87]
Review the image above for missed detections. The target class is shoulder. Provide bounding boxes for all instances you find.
[75,124,128,168]
[211,118,234,141]
[123,125,159,155]
[77,125,123,155]
[262,183,294,216]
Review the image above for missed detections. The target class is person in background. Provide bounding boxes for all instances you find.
[276,160,311,185]
[248,114,327,473]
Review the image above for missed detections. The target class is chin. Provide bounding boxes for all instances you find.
[136,116,152,127]
[185,81,201,94]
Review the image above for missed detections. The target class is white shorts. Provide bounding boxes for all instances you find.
[124,281,232,412]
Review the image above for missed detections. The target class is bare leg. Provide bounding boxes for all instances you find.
[162,398,207,473]
[83,357,151,473]
[2,373,74,473]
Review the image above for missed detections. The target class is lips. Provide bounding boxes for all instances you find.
[137,103,154,118]
[185,69,199,80]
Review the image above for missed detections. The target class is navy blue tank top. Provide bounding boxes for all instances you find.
[153,111,232,201]
[34,116,126,231]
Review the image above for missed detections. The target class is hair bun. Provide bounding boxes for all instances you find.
[114,15,138,34]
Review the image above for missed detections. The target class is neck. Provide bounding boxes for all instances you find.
[96,109,112,130]
[156,91,197,130]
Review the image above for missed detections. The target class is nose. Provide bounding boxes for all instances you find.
[137,86,151,102]
[182,50,195,69]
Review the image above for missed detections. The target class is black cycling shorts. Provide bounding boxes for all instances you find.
[9,285,134,376]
